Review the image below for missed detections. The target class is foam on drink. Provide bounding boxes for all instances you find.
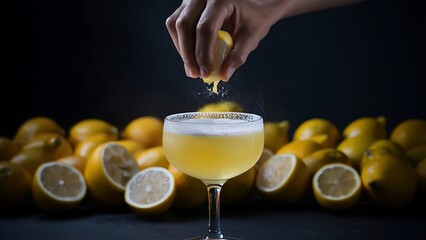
[164,112,263,136]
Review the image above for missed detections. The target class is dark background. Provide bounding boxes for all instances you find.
[1,0,425,138]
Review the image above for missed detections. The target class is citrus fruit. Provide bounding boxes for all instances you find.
[360,139,406,170]
[264,120,289,152]
[74,133,114,158]
[69,119,118,147]
[336,135,377,170]
[0,137,19,161]
[32,162,86,212]
[29,133,73,160]
[254,148,274,172]
[368,139,406,158]
[308,134,330,147]
[198,101,243,112]
[361,154,417,208]
[293,118,340,148]
[202,30,233,93]
[407,144,426,166]
[222,167,255,205]
[135,146,169,171]
[57,155,87,173]
[416,158,426,195]
[168,164,207,209]
[0,161,32,209]
[13,116,65,148]
[391,119,426,150]
[343,116,386,139]
[276,140,323,159]
[312,163,361,210]
[125,167,175,215]
[114,140,145,157]
[303,148,351,177]
[122,116,163,149]
[11,135,62,176]
[256,154,309,203]
[84,143,139,206]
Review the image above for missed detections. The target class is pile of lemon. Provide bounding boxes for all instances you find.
[0,111,254,215]
[0,116,174,214]
[260,115,426,210]
[1,103,426,215]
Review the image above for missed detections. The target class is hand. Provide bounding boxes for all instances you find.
[165,0,286,81]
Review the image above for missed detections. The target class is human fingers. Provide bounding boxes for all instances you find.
[165,4,185,54]
[195,0,230,78]
[221,30,261,81]
[175,0,206,78]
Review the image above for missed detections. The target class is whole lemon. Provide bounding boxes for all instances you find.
[343,116,386,139]
[390,119,426,150]
[122,116,163,149]
[11,136,62,176]
[13,116,64,148]
[0,162,32,209]
[361,154,416,208]
[360,139,406,171]
[135,146,169,171]
[294,118,340,148]
[263,120,289,152]
[337,135,378,170]
[29,133,73,160]
[276,140,323,159]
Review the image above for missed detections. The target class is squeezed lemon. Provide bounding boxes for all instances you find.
[202,30,233,94]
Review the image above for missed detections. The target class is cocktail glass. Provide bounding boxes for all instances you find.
[163,112,264,239]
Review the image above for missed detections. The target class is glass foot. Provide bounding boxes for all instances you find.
[185,236,241,240]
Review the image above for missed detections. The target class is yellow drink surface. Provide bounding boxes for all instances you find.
[163,130,263,183]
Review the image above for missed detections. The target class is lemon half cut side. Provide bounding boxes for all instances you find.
[313,163,361,210]
[125,167,176,215]
[32,162,87,212]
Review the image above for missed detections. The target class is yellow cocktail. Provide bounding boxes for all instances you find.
[163,112,264,239]
[164,125,263,183]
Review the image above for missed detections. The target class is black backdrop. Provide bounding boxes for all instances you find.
[1,0,425,138]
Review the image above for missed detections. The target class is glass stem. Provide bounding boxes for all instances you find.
[206,184,224,239]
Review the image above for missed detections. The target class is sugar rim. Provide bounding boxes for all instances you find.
[164,112,263,135]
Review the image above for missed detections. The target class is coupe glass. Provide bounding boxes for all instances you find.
[163,112,264,239]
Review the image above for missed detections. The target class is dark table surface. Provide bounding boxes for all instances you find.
[2,194,426,240]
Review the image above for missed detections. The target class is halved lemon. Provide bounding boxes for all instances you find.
[256,154,309,203]
[84,143,139,206]
[313,163,361,210]
[125,167,175,215]
[32,162,86,212]
[202,30,233,94]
